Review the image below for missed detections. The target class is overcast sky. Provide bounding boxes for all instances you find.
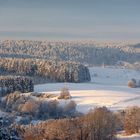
[0,0,140,41]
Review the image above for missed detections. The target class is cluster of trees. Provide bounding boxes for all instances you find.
[1,91,140,140]
[58,87,71,99]
[0,116,21,140]
[11,106,140,140]
[124,107,140,134]
[16,107,117,140]
[0,40,139,66]
[0,58,91,83]
[116,61,140,70]
[0,76,33,96]
[0,92,77,122]
[128,78,140,88]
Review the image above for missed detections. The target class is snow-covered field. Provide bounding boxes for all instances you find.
[117,133,140,140]
[117,134,140,140]
[35,67,140,113]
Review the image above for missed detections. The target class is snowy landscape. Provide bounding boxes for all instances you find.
[0,1,140,139]
[0,46,140,139]
[35,67,140,113]
[33,66,140,140]
[0,53,140,140]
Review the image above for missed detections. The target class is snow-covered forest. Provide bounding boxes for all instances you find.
[0,58,90,83]
[0,40,140,66]
[0,76,33,96]
[0,40,140,140]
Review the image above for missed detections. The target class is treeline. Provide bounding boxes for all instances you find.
[0,76,33,96]
[0,58,91,83]
[0,40,140,66]
[13,106,140,140]
[16,107,117,140]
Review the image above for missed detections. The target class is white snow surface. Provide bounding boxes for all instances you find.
[34,67,140,113]
[117,132,140,140]
[0,109,7,117]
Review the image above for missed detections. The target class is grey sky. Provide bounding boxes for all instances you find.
[0,0,140,41]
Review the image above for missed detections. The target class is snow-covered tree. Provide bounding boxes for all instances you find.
[124,107,140,134]
[58,87,71,99]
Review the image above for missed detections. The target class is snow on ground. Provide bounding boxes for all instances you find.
[34,67,140,113]
[0,109,7,117]
[90,66,140,85]
[117,133,140,140]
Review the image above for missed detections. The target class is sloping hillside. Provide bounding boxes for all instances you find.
[35,67,140,113]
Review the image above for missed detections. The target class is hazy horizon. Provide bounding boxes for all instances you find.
[0,0,140,42]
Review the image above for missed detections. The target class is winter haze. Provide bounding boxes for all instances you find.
[0,0,140,41]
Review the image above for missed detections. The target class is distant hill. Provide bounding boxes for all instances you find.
[0,40,139,66]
